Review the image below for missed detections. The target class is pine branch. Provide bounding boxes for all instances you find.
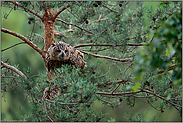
[157,64,178,74]
[74,43,145,48]
[96,90,142,95]
[142,89,182,110]
[1,28,45,60]
[56,18,93,34]
[53,4,70,20]
[79,50,133,62]
[97,89,182,110]
[1,61,27,80]
[9,1,43,20]
[102,4,118,14]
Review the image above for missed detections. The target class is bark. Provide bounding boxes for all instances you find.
[42,9,55,53]
[1,61,27,80]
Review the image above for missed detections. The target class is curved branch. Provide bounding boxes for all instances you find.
[1,28,45,60]
[79,50,133,62]
[1,61,27,80]
[56,18,93,34]
[74,43,145,48]
[9,1,43,20]
[53,4,70,20]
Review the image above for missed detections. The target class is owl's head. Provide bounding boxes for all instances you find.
[50,42,70,61]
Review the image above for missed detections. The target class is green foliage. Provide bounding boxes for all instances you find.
[134,1,182,83]
[124,112,159,122]
[1,1,182,122]
[21,66,106,122]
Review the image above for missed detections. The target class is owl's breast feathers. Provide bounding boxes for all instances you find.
[45,41,86,72]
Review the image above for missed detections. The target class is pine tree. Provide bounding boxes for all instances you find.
[1,1,182,121]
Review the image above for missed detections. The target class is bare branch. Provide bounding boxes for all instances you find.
[95,63,114,79]
[79,50,133,62]
[9,1,43,20]
[96,90,142,96]
[1,28,45,60]
[53,4,70,20]
[1,61,27,80]
[97,96,115,108]
[102,4,118,14]
[56,18,93,34]
[1,42,26,52]
[74,43,145,48]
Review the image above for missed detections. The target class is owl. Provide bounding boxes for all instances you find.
[45,41,86,72]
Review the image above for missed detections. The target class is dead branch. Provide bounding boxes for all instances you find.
[9,1,43,20]
[1,28,45,60]
[56,18,93,34]
[53,4,70,20]
[74,43,145,48]
[1,61,27,80]
[79,50,133,62]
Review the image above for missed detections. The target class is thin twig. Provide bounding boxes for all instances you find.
[97,88,182,110]
[47,116,53,122]
[56,18,93,34]
[95,63,113,79]
[102,4,118,14]
[96,90,142,96]
[147,98,162,112]
[79,50,133,62]
[45,99,77,105]
[74,43,145,48]
[9,1,43,20]
[123,63,134,75]
[1,28,45,60]
[1,61,27,80]
[97,95,115,108]
[111,84,120,94]
[53,4,70,20]
[142,89,182,109]
[1,42,26,52]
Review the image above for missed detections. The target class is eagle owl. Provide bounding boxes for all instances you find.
[45,41,86,72]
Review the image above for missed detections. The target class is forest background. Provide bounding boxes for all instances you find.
[1,1,182,122]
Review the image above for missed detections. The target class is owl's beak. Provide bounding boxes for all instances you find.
[58,51,65,58]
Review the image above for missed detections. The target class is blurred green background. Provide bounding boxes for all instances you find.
[1,2,181,122]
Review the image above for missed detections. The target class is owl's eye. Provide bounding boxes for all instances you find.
[57,49,61,53]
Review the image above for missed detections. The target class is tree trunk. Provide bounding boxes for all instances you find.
[42,9,55,53]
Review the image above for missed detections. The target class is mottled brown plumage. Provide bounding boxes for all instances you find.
[45,41,86,72]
